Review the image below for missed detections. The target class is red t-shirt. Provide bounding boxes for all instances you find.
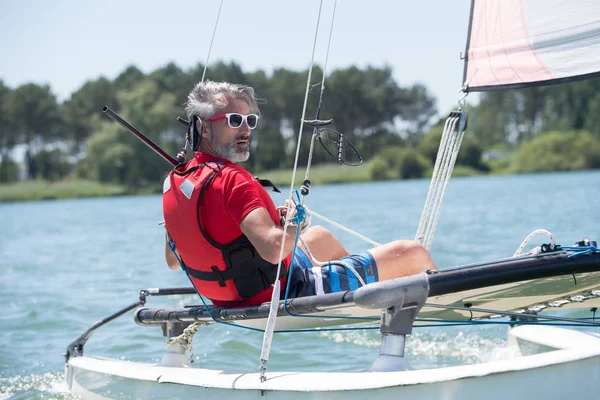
[195,152,291,307]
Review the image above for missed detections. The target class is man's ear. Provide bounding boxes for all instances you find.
[195,118,204,135]
[199,119,211,138]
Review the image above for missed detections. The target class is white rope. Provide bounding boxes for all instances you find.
[422,116,460,250]
[306,207,381,247]
[259,0,327,383]
[513,229,556,257]
[304,129,319,188]
[416,112,466,250]
[425,118,465,250]
[304,0,338,184]
[415,116,454,243]
[201,0,224,82]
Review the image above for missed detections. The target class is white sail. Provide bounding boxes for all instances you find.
[463,0,600,91]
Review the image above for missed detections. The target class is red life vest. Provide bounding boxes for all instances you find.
[162,158,287,303]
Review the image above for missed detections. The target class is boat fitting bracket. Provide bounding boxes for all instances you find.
[353,272,430,371]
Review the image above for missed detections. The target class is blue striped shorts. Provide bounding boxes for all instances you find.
[285,247,379,298]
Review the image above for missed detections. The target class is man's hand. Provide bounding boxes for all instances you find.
[164,231,181,270]
[277,200,310,235]
[276,199,294,226]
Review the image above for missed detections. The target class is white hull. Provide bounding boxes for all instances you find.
[66,326,600,399]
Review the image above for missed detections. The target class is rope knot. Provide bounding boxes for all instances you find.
[283,189,311,235]
[291,203,307,226]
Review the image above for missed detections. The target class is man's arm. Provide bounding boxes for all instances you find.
[165,232,180,270]
[240,207,298,265]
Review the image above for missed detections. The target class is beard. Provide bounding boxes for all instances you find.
[210,134,250,163]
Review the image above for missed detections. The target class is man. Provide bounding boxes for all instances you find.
[163,81,436,308]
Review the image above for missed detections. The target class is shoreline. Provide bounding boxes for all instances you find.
[1,167,597,204]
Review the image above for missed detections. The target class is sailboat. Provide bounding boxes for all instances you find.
[64,0,600,398]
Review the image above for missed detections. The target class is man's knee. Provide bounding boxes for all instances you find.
[406,240,428,256]
[387,240,434,268]
[395,240,436,270]
[373,240,436,280]
[305,225,334,241]
[388,239,425,255]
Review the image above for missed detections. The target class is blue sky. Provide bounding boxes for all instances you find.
[0,0,473,115]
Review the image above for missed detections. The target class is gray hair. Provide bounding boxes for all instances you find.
[185,81,259,121]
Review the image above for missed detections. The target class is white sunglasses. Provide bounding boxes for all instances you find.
[207,113,259,129]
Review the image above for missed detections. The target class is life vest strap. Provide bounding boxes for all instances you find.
[255,177,281,193]
[185,263,258,286]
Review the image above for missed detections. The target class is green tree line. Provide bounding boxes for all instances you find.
[1,61,600,188]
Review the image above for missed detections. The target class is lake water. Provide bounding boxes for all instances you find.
[1,170,599,399]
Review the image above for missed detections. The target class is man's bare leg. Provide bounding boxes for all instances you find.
[298,225,350,264]
[296,227,436,280]
[368,240,437,281]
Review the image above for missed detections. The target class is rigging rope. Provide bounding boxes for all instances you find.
[178,0,224,160]
[277,0,374,294]
[303,0,338,184]
[306,207,381,247]
[201,0,224,82]
[259,0,329,383]
[513,229,556,257]
[416,111,467,250]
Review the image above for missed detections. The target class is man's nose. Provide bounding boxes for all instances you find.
[239,120,251,134]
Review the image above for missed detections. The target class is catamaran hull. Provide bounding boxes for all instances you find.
[66,326,600,400]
